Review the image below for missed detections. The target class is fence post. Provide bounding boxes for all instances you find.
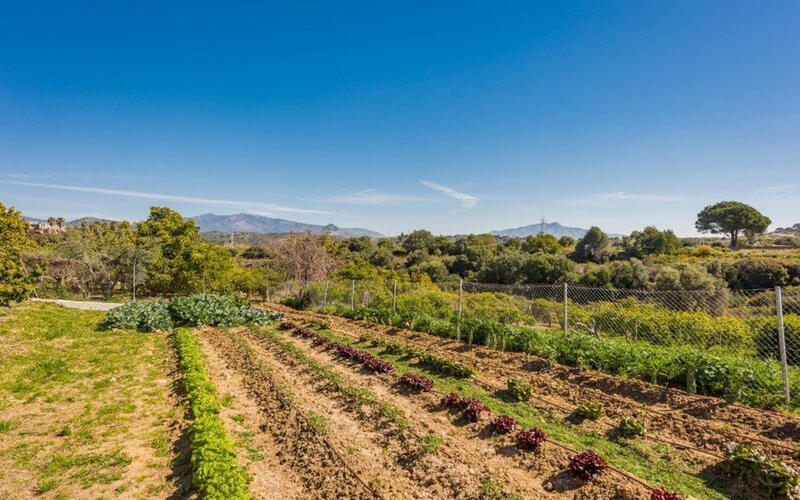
[323,279,329,306]
[457,278,463,341]
[392,280,397,313]
[350,280,355,310]
[563,283,569,335]
[266,284,270,302]
[775,286,791,406]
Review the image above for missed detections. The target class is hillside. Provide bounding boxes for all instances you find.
[192,212,384,238]
[491,221,596,238]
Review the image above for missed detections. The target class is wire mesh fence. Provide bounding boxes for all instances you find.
[273,278,799,408]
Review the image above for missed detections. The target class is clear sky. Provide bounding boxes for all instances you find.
[1,1,798,236]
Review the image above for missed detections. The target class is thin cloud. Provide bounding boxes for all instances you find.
[756,184,798,194]
[329,189,430,206]
[420,180,478,208]
[0,180,328,215]
[560,191,685,207]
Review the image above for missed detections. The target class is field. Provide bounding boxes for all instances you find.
[1,300,799,499]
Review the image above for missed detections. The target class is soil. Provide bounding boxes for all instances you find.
[270,304,800,469]
[234,324,651,499]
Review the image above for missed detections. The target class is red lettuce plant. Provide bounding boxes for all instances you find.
[569,450,608,480]
[441,393,465,408]
[489,416,517,434]
[515,428,547,450]
[398,373,434,392]
[279,321,297,330]
[364,357,394,373]
[650,488,681,500]
[463,399,489,422]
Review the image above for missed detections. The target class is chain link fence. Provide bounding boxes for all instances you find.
[272,278,799,408]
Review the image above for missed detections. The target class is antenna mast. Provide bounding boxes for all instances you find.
[539,216,547,235]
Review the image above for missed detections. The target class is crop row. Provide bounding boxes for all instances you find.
[286,321,800,499]
[282,322,678,499]
[316,302,798,410]
[104,293,282,332]
[174,328,249,500]
[358,333,475,378]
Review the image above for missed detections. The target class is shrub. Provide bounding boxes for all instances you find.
[489,416,517,434]
[574,401,605,421]
[515,428,547,451]
[721,443,799,498]
[569,450,608,480]
[398,373,434,392]
[618,417,646,438]
[102,301,173,332]
[506,378,535,402]
[754,314,800,365]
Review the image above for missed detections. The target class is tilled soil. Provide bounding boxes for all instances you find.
[197,334,306,499]
[198,327,376,499]
[248,325,651,499]
[271,304,800,467]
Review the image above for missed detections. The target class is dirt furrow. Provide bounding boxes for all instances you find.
[196,334,307,499]
[271,305,800,466]
[197,327,376,499]
[233,327,475,499]
[254,324,651,499]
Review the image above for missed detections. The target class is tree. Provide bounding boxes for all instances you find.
[558,236,576,248]
[520,253,575,284]
[695,201,771,248]
[0,202,39,305]
[478,252,526,284]
[273,232,339,282]
[401,230,435,254]
[622,226,682,258]
[571,227,610,263]
[521,233,561,254]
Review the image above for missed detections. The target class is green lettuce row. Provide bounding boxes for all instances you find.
[174,328,249,499]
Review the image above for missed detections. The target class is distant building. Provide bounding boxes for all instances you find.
[27,221,64,235]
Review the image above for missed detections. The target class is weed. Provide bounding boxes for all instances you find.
[419,433,444,455]
[307,412,330,436]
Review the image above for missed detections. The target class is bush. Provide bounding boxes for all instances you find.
[102,301,173,332]
[721,443,799,498]
[754,314,800,365]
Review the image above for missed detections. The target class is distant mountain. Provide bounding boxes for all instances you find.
[24,216,115,226]
[491,222,623,239]
[192,213,383,238]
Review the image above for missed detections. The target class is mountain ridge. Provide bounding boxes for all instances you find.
[191,212,384,238]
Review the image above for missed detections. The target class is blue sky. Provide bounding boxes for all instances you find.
[1,1,798,236]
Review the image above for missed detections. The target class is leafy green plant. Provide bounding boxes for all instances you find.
[506,378,534,402]
[618,417,646,438]
[574,401,605,421]
[721,443,799,498]
[174,329,249,499]
[102,301,173,332]
[418,433,443,455]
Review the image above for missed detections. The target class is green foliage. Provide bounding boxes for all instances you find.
[618,417,646,438]
[506,378,535,401]
[572,226,611,263]
[169,294,279,327]
[622,226,682,258]
[418,433,444,455]
[754,314,800,365]
[0,202,38,305]
[101,300,173,332]
[574,401,605,421]
[721,443,798,498]
[521,233,561,254]
[102,294,281,332]
[174,329,249,499]
[696,201,771,247]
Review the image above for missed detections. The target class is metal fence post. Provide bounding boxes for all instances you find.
[350,280,355,310]
[457,278,463,341]
[776,286,791,406]
[563,282,569,335]
[323,279,329,306]
[392,280,397,313]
